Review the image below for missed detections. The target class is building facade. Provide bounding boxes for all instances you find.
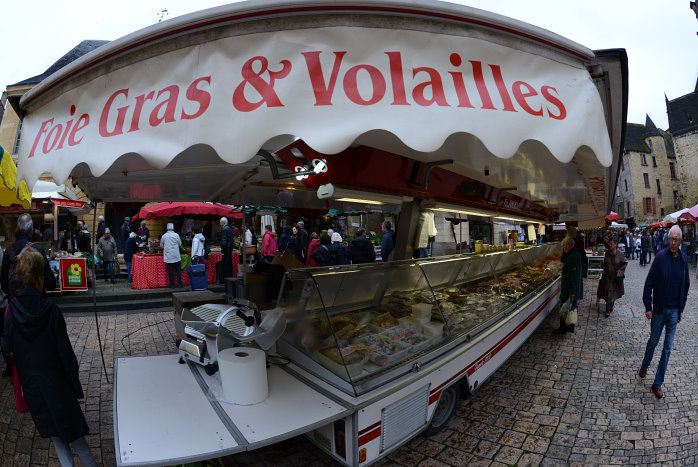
[667,87,698,207]
[615,116,680,226]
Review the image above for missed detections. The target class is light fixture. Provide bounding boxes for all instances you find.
[336,197,385,205]
[428,202,493,217]
[317,183,412,205]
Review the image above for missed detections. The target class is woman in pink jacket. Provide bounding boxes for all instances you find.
[260,225,277,263]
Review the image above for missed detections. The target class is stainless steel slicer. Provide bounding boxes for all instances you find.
[177,299,286,375]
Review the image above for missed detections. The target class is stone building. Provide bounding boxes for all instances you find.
[615,116,679,226]
[666,86,698,207]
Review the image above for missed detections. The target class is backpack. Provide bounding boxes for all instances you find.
[6,242,33,300]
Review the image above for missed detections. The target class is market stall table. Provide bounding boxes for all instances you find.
[131,253,238,289]
[206,252,239,284]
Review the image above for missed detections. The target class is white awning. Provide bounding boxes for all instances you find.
[16,0,626,221]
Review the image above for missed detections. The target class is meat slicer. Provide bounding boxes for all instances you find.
[177,299,286,375]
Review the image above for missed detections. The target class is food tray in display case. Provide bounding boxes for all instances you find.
[276,244,563,396]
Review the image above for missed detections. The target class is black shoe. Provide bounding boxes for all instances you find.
[652,385,664,399]
[170,285,175,289]
[568,324,575,333]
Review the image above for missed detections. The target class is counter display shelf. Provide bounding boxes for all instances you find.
[276,244,562,396]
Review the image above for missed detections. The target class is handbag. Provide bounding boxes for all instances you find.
[615,273,625,285]
[4,306,28,413]
[565,307,578,325]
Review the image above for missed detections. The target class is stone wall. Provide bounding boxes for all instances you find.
[674,130,698,206]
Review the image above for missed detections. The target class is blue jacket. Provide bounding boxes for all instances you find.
[124,237,138,263]
[643,247,690,315]
[381,230,395,261]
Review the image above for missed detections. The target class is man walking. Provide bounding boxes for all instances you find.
[97,228,118,284]
[219,217,233,282]
[640,230,650,267]
[638,225,690,398]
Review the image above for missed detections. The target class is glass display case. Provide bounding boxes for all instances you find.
[276,244,562,396]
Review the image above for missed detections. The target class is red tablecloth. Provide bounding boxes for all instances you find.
[206,252,238,283]
[131,253,238,289]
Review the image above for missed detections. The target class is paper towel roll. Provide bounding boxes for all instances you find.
[218,347,268,405]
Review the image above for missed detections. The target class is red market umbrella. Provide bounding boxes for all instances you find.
[133,202,242,221]
[678,205,698,222]
[605,211,620,222]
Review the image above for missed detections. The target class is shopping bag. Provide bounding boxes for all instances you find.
[12,360,28,413]
[565,307,578,325]
[559,298,571,319]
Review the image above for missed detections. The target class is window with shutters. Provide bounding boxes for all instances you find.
[652,156,657,167]
[643,173,649,188]
[627,201,632,217]
[640,154,647,166]
[669,162,677,179]
[656,179,661,195]
[643,197,656,214]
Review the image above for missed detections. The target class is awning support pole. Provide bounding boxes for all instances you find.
[91,205,109,383]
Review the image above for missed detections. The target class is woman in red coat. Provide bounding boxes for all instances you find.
[260,225,277,263]
[307,232,321,266]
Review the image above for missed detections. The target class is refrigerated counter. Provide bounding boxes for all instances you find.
[277,243,563,397]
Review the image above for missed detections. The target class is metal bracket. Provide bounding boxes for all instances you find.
[257,149,317,180]
[408,159,453,189]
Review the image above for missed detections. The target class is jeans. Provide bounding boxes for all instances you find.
[102,260,114,282]
[166,261,182,287]
[640,247,648,266]
[126,261,132,283]
[53,436,97,467]
[648,248,653,262]
[630,246,635,259]
[641,307,679,388]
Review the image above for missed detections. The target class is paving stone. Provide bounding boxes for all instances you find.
[4,259,698,466]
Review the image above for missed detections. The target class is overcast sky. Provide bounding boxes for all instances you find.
[2,0,696,129]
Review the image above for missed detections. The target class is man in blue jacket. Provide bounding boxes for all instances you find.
[381,221,395,261]
[638,225,690,398]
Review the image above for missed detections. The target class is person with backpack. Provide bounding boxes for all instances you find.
[311,234,339,266]
[1,213,56,377]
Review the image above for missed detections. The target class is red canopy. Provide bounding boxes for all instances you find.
[605,211,620,221]
[678,205,698,222]
[133,202,242,221]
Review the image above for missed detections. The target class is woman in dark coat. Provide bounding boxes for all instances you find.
[0,247,96,466]
[556,236,582,334]
[596,235,628,317]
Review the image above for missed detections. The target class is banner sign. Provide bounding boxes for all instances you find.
[18,25,612,210]
[50,198,85,208]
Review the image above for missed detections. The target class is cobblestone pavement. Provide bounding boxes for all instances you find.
[1,257,697,466]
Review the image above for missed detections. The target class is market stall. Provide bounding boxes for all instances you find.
[131,252,238,289]
[15,1,627,465]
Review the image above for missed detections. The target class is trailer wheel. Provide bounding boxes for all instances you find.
[423,383,460,436]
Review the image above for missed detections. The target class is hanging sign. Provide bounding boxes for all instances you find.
[50,198,85,208]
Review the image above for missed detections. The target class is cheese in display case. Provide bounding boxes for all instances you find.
[276,243,562,396]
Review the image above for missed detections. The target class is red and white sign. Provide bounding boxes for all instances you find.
[59,257,88,292]
[17,26,612,194]
[50,198,85,208]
